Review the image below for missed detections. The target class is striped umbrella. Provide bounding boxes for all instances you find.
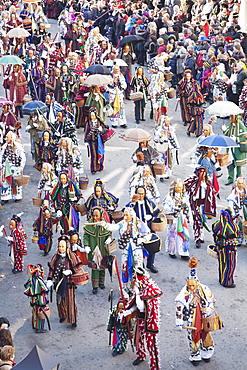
[22,100,48,115]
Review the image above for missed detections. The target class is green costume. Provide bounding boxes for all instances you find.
[83,223,111,288]
[224,115,247,182]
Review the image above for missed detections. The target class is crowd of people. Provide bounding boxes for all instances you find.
[0,0,247,368]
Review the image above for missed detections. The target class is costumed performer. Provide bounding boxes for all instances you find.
[84,107,115,174]
[6,214,28,274]
[83,206,112,295]
[184,167,217,249]
[50,170,80,234]
[24,264,50,333]
[123,267,162,369]
[163,179,191,260]
[175,257,216,366]
[47,235,86,328]
[212,209,239,288]
[85,178,119,220]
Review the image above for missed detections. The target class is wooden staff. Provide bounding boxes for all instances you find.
[182,325,197,330]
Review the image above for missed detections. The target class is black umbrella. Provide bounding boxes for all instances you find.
[120,35,145,47]
[84,64,111,75]
[12,345,61,370]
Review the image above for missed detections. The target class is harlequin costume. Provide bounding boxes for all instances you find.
[126,267,162,369]
[175,258,215,365]
[212,209,239,287]
[83,207,111,292]
[8,214,28,273]
[184,167,216,247]
[24,264,49,333]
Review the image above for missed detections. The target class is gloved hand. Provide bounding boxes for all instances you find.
[98,126,103,132]
[177,325,183,331]
[136,293,144,311]
[46,280,53,289]
[85,246,91,254]
[6,236,13,242]
[132,53,136,59]
[100,221,107,228]
[56,210,63,218]
[145,214,152,221]
[150,160,155,164]
[33,123,38,128]
[25,125,31,132]
[63,269,72,276]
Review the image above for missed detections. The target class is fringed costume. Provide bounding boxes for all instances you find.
[212,209,239,287]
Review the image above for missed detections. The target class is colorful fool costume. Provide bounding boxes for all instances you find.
[163,179,191,259]
[107,65,128,128]
[130,66,149,124]
[107,299,130,356]
[33,206,58,256]
[124,267,162,369]
[176,69,204,136]
[50,171,80,234]
[7,214,28,273]
[226,176,247,243]
[84,107,115,174]
[83,207,112,294]
[223,115,247,185]
[7,64,27,118]
[212,209,239,288]
[47,236,85,328]
[24,264,50,333]
[0,132,26,203]
[85,178,118,221]
[184,167,217,249]
[175,257,215,366]
[103,207,151,284]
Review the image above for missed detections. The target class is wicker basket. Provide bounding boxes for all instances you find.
[165,214,174,224]
[31,236,39,244]
[167,88,176,99]
[130,91,143,101]
[216,153,229,167]
[153,163,165,175]
[151,217,167,232]
[202,311,223,332]
[207,244,218,259]
[105,239,117,254]
[164,72,173,81]
[14,173,30,186]
[79,174,89,190]
[111,210,124,223]
[242,221,247,235]
[32,197,43,207]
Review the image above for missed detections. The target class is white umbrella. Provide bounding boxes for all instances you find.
[7,27,30,38]
[103,58,128,67]
[239,1,247,33]
[206,101,243,117]
[83,74,112,86]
